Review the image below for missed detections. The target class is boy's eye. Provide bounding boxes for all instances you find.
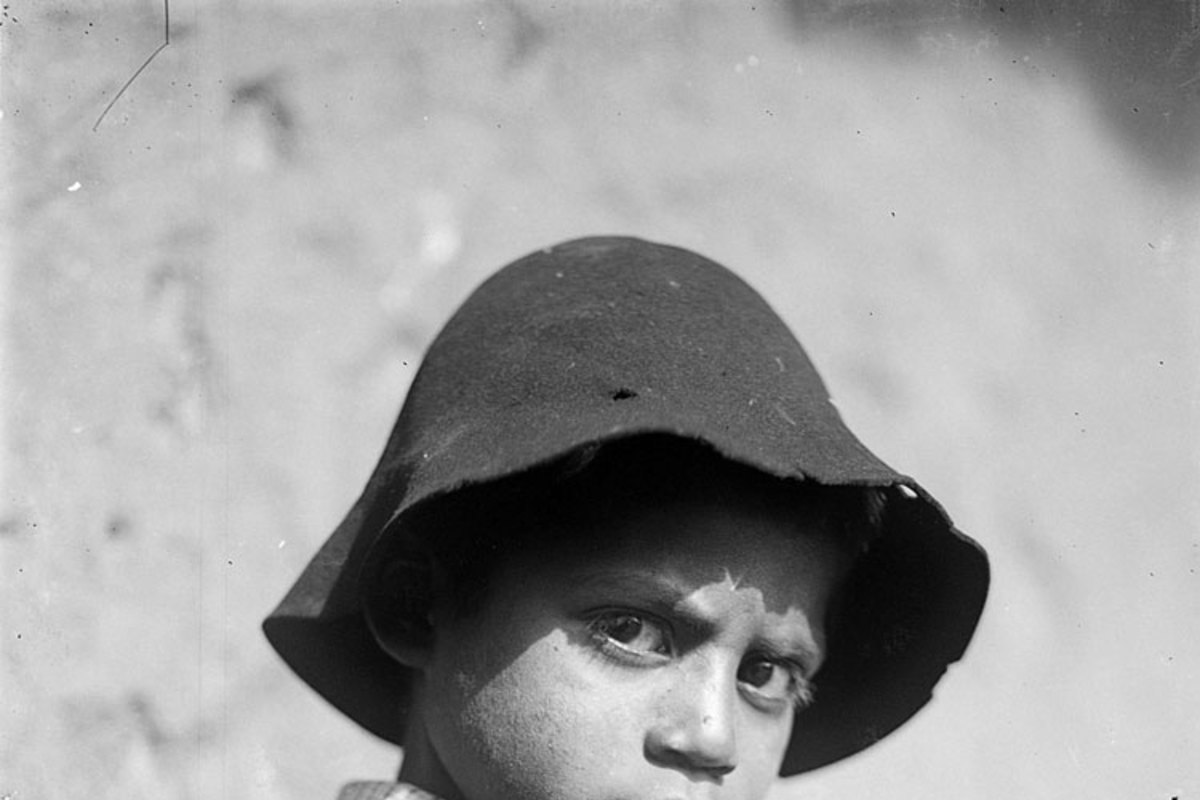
[738,657,813,709]
[739,658,780,689]
[588,612,671,657]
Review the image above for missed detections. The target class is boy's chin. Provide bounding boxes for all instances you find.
[480,778,772,800]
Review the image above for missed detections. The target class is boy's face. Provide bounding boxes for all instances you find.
[409,495,848,800]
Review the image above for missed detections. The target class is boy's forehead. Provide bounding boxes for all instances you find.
[531,491,850,605]
[553,474,839,548]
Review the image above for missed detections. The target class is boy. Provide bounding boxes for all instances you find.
[263,236,989,800]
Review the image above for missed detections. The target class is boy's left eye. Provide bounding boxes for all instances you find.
[587,612,671,657]
[738,657,812,708]
[738,658,788,692]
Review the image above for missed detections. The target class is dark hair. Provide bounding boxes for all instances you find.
[363,435,885,648]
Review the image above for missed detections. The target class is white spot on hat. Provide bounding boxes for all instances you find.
[774,403,797,427]
[898,485,918,500]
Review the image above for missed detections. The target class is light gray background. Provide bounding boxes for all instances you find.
[2,1,1197,798]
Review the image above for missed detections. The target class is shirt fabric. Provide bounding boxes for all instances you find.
[337,782,442,800]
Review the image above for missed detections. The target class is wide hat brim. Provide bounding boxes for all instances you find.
[263,236,989,776]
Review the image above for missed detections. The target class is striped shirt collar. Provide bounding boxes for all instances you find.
[337,782,443,800]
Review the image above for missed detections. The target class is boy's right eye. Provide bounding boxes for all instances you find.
[587,612,672,659]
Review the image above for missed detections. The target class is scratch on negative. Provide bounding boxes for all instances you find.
[774,403,797,427]
[93,0,171,131]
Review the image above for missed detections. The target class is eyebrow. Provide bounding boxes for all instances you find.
[571,568,696,614]
[566,568,824,670]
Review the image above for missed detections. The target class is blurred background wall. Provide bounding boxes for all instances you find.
[2,1,1197,798]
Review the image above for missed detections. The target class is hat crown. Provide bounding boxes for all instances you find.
[391,236,890,503]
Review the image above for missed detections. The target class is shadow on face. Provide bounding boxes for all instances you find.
[365,436,880,800]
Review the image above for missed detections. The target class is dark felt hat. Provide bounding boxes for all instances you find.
[263,236,989,775]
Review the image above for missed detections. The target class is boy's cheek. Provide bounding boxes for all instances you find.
[436,629,647,795]
[453,628,624,745]
[446,635,792,798]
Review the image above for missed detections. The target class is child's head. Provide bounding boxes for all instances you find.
[365,437,876,800]
[264,236,988,799]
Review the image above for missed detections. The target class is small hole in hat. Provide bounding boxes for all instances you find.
[611,387,638,401]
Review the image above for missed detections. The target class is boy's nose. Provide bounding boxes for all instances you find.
[644,665,739,779]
